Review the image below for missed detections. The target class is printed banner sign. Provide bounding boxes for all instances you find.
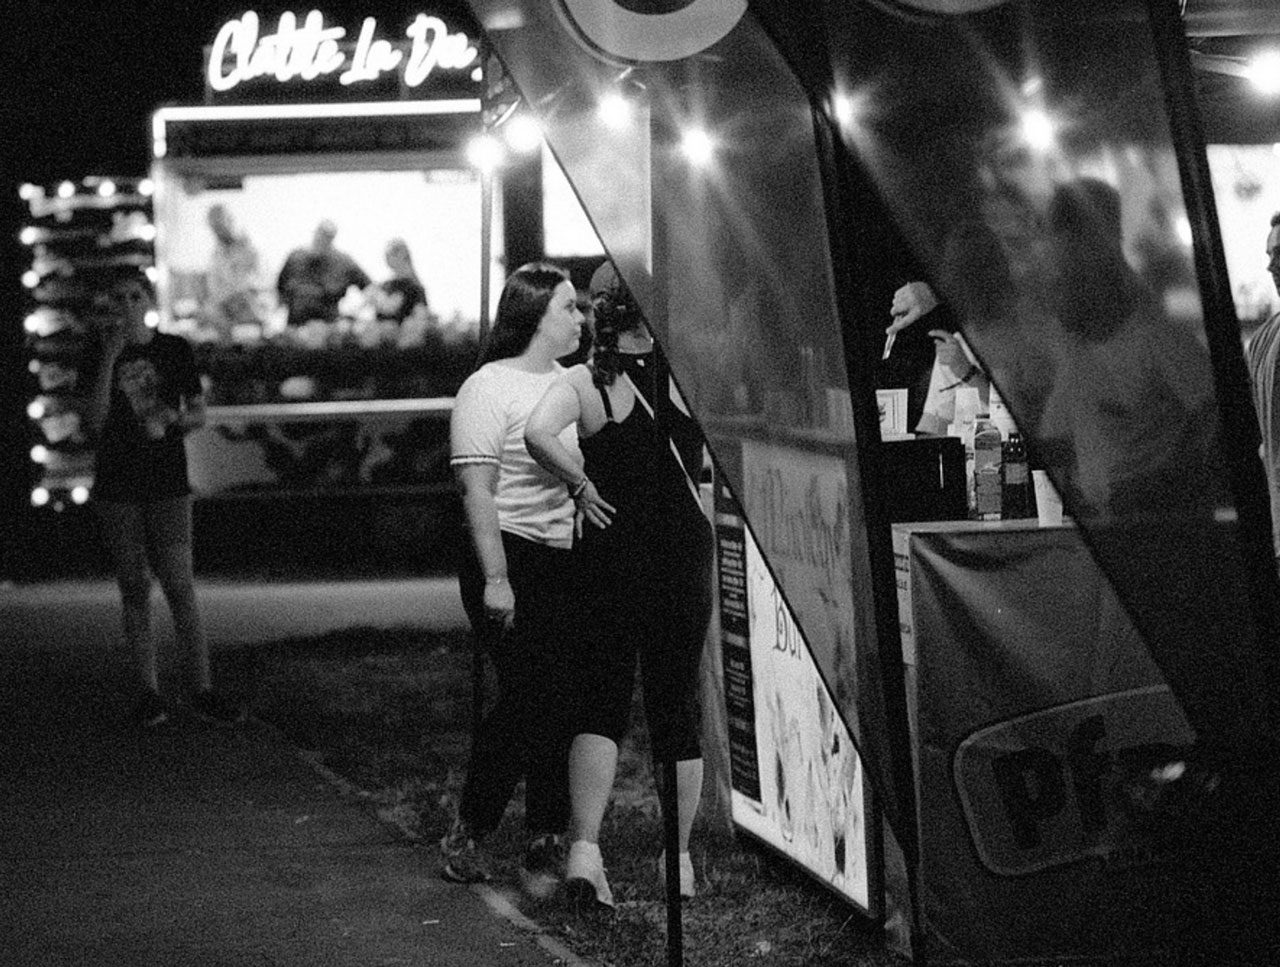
[716,484,874,913]
[895,521,1196,964]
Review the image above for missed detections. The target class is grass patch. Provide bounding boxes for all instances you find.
[233,626,905,967]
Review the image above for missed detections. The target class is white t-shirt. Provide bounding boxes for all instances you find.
[450,360,580,548]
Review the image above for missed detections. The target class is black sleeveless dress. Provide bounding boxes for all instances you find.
[571,361,714,760]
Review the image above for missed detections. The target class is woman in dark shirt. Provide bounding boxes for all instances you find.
[85,270,239,728]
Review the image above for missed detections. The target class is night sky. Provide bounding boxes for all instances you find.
[6,2,479,179]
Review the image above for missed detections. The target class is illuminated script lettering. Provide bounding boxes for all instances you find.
[207,10,477,92]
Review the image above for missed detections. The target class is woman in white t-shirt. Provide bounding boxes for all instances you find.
[442,263,585,892]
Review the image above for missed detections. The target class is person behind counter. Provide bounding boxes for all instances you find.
[442,262,585,893]
[525,262,714,908]
[203,203,265,336]
[84,269,242,728]
[372,237,429,325]
[276,218,372,327]
[887,280,991,435]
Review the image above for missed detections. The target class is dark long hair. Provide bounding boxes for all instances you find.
[589,280,648,388]
[478,262,570,366]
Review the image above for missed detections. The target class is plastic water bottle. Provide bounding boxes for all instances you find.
[973,418,1002,520]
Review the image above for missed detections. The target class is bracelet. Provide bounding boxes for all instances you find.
[569,477,590,499]
[485,576,508,585]
[940,365,979,393]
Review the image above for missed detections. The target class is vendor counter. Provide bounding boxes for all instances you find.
[891,518,1193,965]
[183,332,477,497]
[192,333,477,405]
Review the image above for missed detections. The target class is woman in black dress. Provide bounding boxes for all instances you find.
[526,263,713,907]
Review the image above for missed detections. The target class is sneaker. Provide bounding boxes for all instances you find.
[190,688,244,726]
[440,819,491,884]
[657,850,696,898]
[565,839,614,910]
[131,689,169,728]
[521,833,565,899]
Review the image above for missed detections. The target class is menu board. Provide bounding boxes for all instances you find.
[715,484,875,914]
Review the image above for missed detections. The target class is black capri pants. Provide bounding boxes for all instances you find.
[572,523,714,762]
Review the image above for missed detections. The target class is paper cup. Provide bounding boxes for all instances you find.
[1032,470,1064,526]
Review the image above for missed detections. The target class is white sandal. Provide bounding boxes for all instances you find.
[565,840,615,909]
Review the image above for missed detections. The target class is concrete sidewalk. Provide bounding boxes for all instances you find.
[0,577,587,967]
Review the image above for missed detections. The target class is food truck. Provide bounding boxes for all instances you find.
[25,8,604,569]
[465,0,1280,963]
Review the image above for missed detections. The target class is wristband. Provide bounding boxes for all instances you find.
[941,364,979,393]
[570,477,590,499]
[485,576,508,585]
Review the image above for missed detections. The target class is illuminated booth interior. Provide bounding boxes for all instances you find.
[151,11,487,411]
[470,1,1280,964]
[145,11,601,505]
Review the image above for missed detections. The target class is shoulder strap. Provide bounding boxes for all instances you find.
[596,382,614,421]
[623,373,705,514]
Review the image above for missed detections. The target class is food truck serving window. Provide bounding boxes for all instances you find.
[143,8,493,498]
[151,105,485,407]
[149,9,488,411]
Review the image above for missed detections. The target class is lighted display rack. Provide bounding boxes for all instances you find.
[19,176,156,510]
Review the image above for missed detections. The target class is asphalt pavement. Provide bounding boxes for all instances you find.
[0,576,590,967]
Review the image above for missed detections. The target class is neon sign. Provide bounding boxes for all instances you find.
[207,10,478,92]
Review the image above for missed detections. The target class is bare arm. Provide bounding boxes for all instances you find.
[84,323,129,439]
[454,461,515,627]
[526,376,615,532]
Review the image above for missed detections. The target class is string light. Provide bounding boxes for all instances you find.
[1019,108,1056,152]
[466,133,503,172]
[20,177,157,514]
[598,91,633,130]
[1247,51,1280,95]
[502,113,543,154]
[680,127,715,166]
[832,92,857,130]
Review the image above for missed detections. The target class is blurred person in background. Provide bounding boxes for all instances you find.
[85,269,241,728]
[276,219,371,327]
[203,203,264,337]
[371,237,429,325]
